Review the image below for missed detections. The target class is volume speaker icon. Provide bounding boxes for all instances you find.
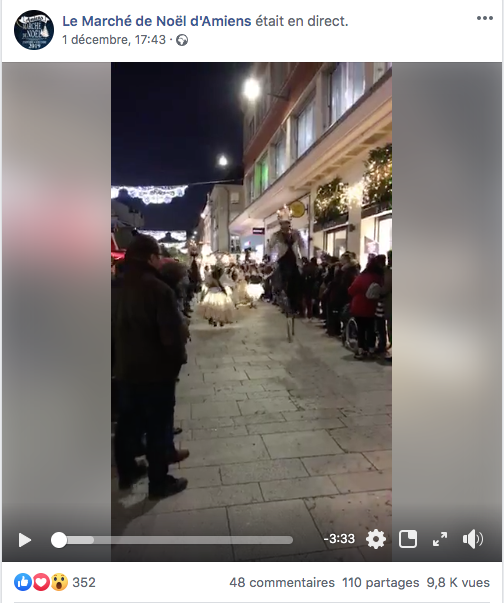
[463,529,483,549]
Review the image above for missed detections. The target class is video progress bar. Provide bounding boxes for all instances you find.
[51,533,293,547]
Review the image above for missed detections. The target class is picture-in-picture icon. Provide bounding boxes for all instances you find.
[399,530,418,548]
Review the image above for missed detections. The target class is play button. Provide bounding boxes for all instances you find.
[19,533,31,548]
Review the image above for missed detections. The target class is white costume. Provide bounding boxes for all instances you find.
[233,268,249,307]
[245,271,264,304]
[199,269,236,325]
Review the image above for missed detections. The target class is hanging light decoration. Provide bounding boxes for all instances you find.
[111,185,188,204]
[362,144,392,208]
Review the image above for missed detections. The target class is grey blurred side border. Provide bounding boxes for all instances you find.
[393,63,502,561]
[2,64,112,561]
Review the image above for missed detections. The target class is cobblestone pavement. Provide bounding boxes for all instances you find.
[112,302,392,562]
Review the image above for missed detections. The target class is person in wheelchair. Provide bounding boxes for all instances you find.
[348,257,384,359]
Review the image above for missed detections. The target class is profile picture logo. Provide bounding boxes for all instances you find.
[14,10,54,50]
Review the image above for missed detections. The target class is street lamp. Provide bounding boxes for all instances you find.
[243,77,261,102]
[243,76,289,102]
[217,154,229,168]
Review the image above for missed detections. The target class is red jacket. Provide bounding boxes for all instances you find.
[348,271,382,317]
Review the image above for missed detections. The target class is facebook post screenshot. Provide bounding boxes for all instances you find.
[1,0,503,601]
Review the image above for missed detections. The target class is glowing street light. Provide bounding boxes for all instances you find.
[217,154,229,167]
[243,77,261,102]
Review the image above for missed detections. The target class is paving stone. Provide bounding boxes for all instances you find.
[246,390,291,399]
[330,425,392,452]
[363,450,392,470]
[261,476,338,501]
[191,426,249,440]
[203,371,248,383]
[331,469,392,494]
[191,401,241,419]
[247,417,345,435]
[282,408,343,421]
[297,397,349,410]
[228,500,326,560]
[174,405,191,420]
[171,466,222,489]
[233,412,286,426]
[181,417,235,431]
[305,490,392,548]
[221,459,308,485]
[238,398,297,415]
[203,392,249,403]
[215,383,265,394]
[340,404,391,416]
[341,414,392,427]
[146,483,263,514]
[262,430,344,459]
[302,453,374,476]
[262,382,290,391]
[181,435,269,467]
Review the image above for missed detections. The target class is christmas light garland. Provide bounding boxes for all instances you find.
[111,185,188,204]
[314,177,349,225]
[362,143,392,207]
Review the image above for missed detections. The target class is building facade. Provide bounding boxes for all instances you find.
[205,184,248,253]
[230,62,392,267]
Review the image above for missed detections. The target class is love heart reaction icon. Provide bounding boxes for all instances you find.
[33,573,50,591]
[14,573,32,591]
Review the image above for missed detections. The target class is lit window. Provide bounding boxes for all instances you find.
[296,98,315,157]
[255,154,269,195]
[274,131,287,179]
[328,63,365,125]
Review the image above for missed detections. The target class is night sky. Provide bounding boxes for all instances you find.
[112,62,251,231]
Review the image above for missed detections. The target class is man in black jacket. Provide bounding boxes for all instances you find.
[113,235,189,500]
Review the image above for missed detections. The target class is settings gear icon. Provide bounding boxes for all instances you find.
[366,529,386,549]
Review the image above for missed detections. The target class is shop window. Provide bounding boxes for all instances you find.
[373,62,392,84]
[296,97,315,157]
[273,130,287,179]
[328,63,365,126]
[377,216,392,255]
[230,235,241,254]
[254,154,269,196]
[324,228,347,258]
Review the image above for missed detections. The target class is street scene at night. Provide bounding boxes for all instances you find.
[111,62,392,562]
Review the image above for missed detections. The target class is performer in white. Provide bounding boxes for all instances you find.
[233,265,249,307]
[266,206,308,314]
[198,265,236,327]
[245,265,264,308]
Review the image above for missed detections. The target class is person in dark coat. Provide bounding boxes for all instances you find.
[301,257,319,319]
[113,235,189,500]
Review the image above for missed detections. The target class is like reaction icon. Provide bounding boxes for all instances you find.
[33,573,50,591]
[15,573,32,591]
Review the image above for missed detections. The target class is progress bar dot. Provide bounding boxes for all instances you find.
[51,532,67,549]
